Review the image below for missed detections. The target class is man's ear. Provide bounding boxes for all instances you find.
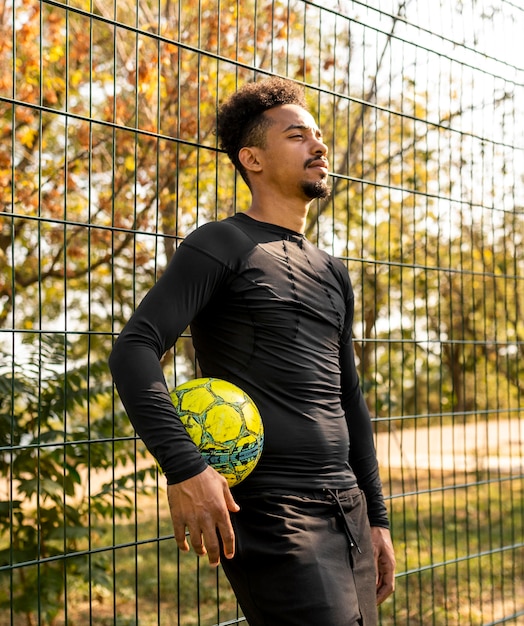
[239,146,263,173]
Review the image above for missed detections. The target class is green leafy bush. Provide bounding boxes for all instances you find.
[0,334,156,625]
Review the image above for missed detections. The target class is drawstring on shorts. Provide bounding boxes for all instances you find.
[326,489,362,554]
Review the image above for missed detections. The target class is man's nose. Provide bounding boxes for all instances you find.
[312,137,328,155]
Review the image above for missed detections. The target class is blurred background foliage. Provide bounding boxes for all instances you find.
[0,0,522,623]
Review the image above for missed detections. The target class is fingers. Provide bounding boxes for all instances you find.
[376,572,395,605]
[194,489,238,564]
[375,549,395,604]
[190,515,221,565]
[216,515,236,560]
[224,485,241,514]
[166,469,239,566]
[369,526,396,605]
[183,507,234,566]
[220,484,240,559]
[172,520,190,553]
[168,488,191,553]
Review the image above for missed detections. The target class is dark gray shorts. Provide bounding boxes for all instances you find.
[221,487,378,626]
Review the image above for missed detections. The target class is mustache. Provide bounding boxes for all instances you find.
[304,156,328,168]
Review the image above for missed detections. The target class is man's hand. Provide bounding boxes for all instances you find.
[370,526,396,604]
[167,466,240,567]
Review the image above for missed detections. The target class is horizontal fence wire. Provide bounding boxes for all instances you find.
[1,0,523,624]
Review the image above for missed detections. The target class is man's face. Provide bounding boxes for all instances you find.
[255,104,331,200]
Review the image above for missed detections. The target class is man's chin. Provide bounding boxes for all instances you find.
[302,180,332,200]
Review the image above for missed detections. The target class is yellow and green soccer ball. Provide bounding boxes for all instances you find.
[171,378,264,487]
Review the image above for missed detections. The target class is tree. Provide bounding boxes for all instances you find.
[2,0,521,412]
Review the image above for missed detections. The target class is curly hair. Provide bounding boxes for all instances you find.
[216,77,307,184]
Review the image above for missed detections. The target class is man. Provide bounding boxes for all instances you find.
[109,76,395,625]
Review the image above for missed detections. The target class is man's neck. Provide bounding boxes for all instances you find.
[245,196,310,234]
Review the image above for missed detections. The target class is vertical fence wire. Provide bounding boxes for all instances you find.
[0,0,522,625]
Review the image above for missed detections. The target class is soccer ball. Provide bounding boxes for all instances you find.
[171,378,264,487]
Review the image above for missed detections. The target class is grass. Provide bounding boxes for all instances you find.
[1,469,522,625]
[379,468,524,625]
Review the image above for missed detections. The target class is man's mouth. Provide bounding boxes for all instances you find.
[306,158,329,173]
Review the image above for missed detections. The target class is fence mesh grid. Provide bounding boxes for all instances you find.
[1,0,523,624]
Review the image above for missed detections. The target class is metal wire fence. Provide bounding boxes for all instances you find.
[1,0,523,624]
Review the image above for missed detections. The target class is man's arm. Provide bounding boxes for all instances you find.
[109,226,239,564]
[340,334,390,527]
[109,232,230,481]
[336,276,396,598]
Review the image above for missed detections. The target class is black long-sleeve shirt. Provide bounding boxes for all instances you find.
[109,213,389,528]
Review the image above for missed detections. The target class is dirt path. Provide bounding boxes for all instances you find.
[375,417,523,473]
[2,418,521,504]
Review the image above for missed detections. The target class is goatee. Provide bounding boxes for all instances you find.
[302,179,332,200]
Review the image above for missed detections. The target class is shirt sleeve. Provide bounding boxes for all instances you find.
[108,228,231,484]
[338,277,390,528]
